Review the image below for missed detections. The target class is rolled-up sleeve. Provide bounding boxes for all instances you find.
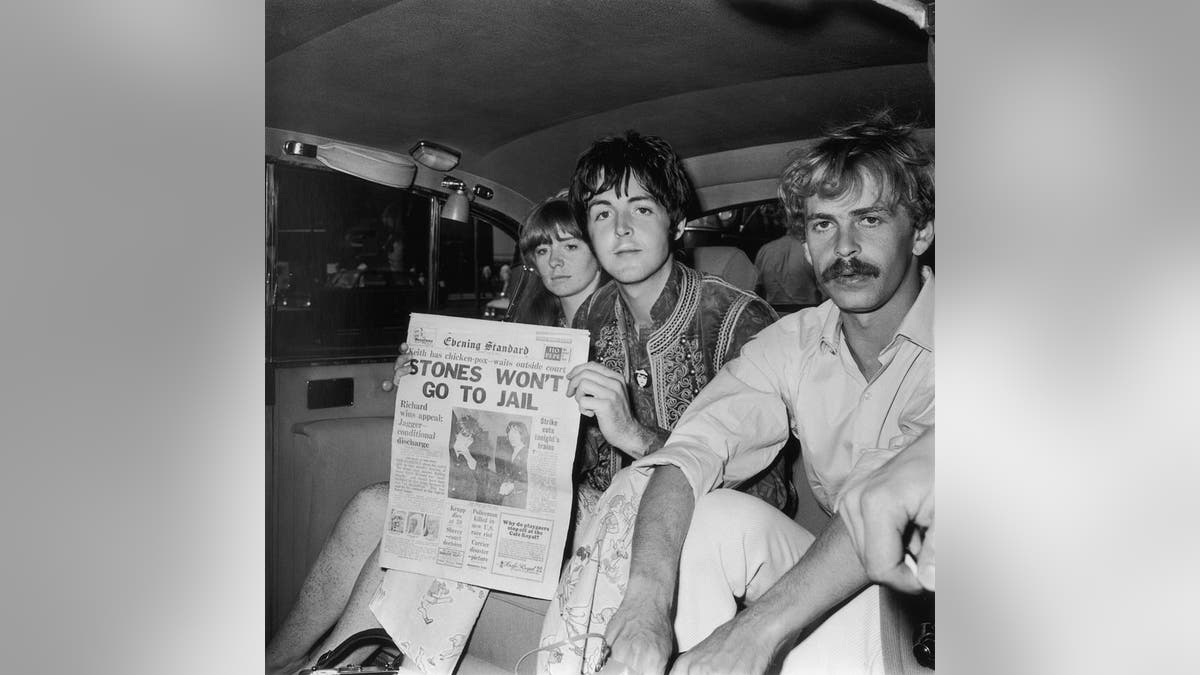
[632,326,793,504]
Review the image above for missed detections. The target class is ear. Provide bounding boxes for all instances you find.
[672,218,687,241]
[911,220,934,256]
[803,241,813,267]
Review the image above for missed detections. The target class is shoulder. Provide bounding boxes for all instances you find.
[696,271,777,324]
[573,280,620,330]
[747,300,833,353]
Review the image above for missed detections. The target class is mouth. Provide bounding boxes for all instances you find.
[829,272,871,285]
[612,247,640,256]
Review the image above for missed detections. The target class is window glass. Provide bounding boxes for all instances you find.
[431,211,518,318]
[267,161,521,362]
[681,197,933,271]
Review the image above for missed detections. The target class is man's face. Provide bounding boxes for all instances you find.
[802,173,932,314]
[506,427,523,449]
[584,177,674,286]
[531,226,601,300]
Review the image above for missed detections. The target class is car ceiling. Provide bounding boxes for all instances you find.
[266,0,933,203]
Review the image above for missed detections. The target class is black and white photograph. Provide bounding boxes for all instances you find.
[446,407,533,509]
[260,2,939,673]
[15,0,1200,673]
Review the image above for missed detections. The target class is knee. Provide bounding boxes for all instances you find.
[342,482,389,526]
[688,489,814,554]
[691,489,778,533]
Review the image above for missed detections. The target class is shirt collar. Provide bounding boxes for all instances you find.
[895,267,934,352]
[618,260,682,335]
[819,266,934,354]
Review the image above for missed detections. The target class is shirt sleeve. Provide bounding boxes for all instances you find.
[632,321,793,504]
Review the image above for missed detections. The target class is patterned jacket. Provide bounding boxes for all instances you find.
[572,260,796,514]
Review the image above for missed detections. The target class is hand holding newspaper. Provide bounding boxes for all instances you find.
[378,313,590,599]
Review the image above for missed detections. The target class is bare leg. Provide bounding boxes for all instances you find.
[305,543,389,667]
[267,482,389,675]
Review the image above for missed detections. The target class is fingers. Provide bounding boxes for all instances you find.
[605,606,673,675]
[609,634,669,675]
[860,490,923,594]
[570,371,628,409]
[916,526,935,591]
[391,343,417,387]
[566,362,625,397]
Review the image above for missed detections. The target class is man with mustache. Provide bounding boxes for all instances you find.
[544,114,934,674]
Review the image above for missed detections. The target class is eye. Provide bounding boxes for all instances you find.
[590,209,610,222]
[565,242,580,251]
[807,219,833,233]
[534,246,549,257]
[635,206,654,215]
[860,215,883,227]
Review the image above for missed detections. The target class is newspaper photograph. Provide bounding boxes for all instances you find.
[379,313,591,598]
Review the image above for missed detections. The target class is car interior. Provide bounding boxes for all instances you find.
[265,1,935,672]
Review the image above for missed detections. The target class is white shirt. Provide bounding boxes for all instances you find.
[635,268,934,513]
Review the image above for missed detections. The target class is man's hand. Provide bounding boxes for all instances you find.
[380,342,416,392]
[498,481,514,496]
[670,610,779,675]
[605,591,675,675]
[837,431,934,593]
[567,362,655,457]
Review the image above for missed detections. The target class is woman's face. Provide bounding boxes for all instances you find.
[507,426,524,449]
[532,226,601,300]
[455,429,473,447]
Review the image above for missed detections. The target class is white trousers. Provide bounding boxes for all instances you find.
[676,489,883,675]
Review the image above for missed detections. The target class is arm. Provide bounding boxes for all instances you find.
[671,517,869,675]
[605,465,696,675]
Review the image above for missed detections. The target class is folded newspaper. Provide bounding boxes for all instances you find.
[379,313,590,599]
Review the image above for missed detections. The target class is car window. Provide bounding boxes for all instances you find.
[682,198,933,269]
[267,160,519,362]
[681,199,789,261]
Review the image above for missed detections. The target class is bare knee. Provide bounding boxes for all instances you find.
[342,481,389,525]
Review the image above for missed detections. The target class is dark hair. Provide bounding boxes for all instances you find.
[454,413,484,438]
[508,196,607,326]
[518,197,586,261]
[504,421,530,449]
[778,112,934,241]
[568,130,693,240]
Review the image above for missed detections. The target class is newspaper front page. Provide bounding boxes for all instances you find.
[379,313,590,599]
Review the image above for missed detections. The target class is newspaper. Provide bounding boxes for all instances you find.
[379,313,591,599]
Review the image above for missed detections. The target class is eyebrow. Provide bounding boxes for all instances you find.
[587,194,659,210]
[806,205,891,222]
[851,205,891,217]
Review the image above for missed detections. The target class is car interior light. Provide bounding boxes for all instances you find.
[440,175,469,222]
[410,140,462,171]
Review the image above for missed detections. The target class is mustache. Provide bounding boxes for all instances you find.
[820,257,881,282]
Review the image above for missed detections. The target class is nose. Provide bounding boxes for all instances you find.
[548,246,565,268]
[613,210,633,237]
[834,224,859,258]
